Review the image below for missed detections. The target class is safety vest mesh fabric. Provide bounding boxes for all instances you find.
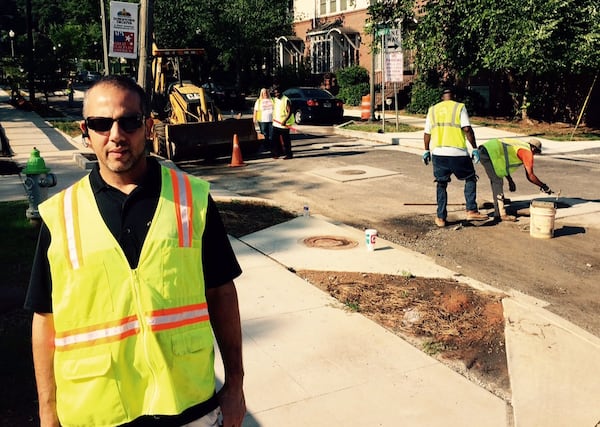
[38,166,215,427]
[483,138,528,177]
[273,95,294,128]
[428,100,466,149]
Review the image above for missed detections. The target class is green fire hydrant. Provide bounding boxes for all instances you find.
[22,147,57,221]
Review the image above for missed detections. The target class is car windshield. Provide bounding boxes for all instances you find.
[302,88,334,99]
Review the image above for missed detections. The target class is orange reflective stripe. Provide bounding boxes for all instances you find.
[63,184,83,270]
[148,303,210,332]
[55,315,140,351]
[169,169,194,247]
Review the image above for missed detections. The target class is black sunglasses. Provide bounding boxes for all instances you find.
[85,115,145,133]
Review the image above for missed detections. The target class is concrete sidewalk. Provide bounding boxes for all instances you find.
[2,90,600,426]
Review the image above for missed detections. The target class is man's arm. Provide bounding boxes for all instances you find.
[518,149,546,187]
[423,132,431,151]
[462,126,477,149]
[206,281,245,427]
[32,312,60,427]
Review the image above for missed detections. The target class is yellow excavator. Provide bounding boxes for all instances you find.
[150,46,258,160]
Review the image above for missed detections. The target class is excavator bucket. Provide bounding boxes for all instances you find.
[165,118,259,161]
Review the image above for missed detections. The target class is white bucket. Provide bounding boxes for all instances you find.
[529,201,556,239]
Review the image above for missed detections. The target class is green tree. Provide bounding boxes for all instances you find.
[153,0,292,89]
[402,0,600,122]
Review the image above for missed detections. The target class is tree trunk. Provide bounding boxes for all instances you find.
[521,78,529,122]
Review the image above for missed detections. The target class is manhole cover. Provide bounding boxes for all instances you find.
[336,169,366,175]
[303,235,358,250]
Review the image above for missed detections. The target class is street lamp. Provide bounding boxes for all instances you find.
[9,30,15,57]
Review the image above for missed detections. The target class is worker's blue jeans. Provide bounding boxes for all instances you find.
[432,154,478,219]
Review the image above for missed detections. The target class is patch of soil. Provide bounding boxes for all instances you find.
[295,270,510,401]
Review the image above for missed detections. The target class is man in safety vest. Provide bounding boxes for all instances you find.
[479,137,553,221]
[423,88,488,227]
[25,75,245,427]
[271,84,294,159]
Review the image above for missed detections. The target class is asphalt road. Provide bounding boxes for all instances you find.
[179,125,600,338]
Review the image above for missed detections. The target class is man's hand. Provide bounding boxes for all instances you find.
[507,176,516,192]
[217,382,246,427]
[540,184,553,194]
[471,148,480,164]
[422,150,431,166]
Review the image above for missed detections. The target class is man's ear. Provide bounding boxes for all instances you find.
[145,117,154,138]
[80,121,89,138]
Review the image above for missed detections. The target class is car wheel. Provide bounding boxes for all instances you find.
[294,110,303,125]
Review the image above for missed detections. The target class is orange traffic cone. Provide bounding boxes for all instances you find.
[229,134,246,167]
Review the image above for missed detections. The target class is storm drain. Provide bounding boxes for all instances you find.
[303,235,358,250]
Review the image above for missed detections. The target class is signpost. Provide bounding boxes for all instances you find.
[375,26,404,132]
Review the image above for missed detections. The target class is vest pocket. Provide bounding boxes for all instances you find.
[172,327,213,355]
[58,353,127,425]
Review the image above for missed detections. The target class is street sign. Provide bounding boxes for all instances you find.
[386,28,402,52]
[385,51,404,82]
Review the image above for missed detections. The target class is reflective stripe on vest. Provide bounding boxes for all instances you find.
[62,184,83,270]
[54,303,210,351]
[169,168,193,248]
[429,101,466,149]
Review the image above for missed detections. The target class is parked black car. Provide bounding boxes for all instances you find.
[282,87,344,125]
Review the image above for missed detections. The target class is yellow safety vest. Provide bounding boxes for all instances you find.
[483,138,528,178]
[428,100,467,149]
[273,95,294,128]
[39,166,215,427]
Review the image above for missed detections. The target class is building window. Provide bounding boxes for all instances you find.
[330,0,336,13]
[340,0,347,10]
[320,0,326,15]
[308,29,360,74]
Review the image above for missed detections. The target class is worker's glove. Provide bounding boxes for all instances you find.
[422,150,431,166]
[507,177,516,192]
[540,184,553,194]
[471,148,480,164]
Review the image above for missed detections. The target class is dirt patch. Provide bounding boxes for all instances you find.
[295,270,510,401]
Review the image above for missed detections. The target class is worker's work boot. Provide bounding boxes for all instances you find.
[466,210,488,220]
[497,196,517,222]
[435,217,446,227]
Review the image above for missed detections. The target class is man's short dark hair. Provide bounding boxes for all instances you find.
[83,75,150,117]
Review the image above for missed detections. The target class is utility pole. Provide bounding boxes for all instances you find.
[100,0,110,75]
[137,0,154,97]
[25,0,34,102]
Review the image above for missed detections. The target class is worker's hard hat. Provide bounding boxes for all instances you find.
[529,138,542,152]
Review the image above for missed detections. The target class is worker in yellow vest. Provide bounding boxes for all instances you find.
[25,76,245,427]
[423,88,488,227]
[479,137,553,221]
[271,84,294,159]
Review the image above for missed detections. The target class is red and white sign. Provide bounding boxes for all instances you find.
[109,1,139,59]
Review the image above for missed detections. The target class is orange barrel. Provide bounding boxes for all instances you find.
[360,95,371,120]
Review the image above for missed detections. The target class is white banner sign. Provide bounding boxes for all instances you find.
[385,51,404,82]
[109,1,139,59]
